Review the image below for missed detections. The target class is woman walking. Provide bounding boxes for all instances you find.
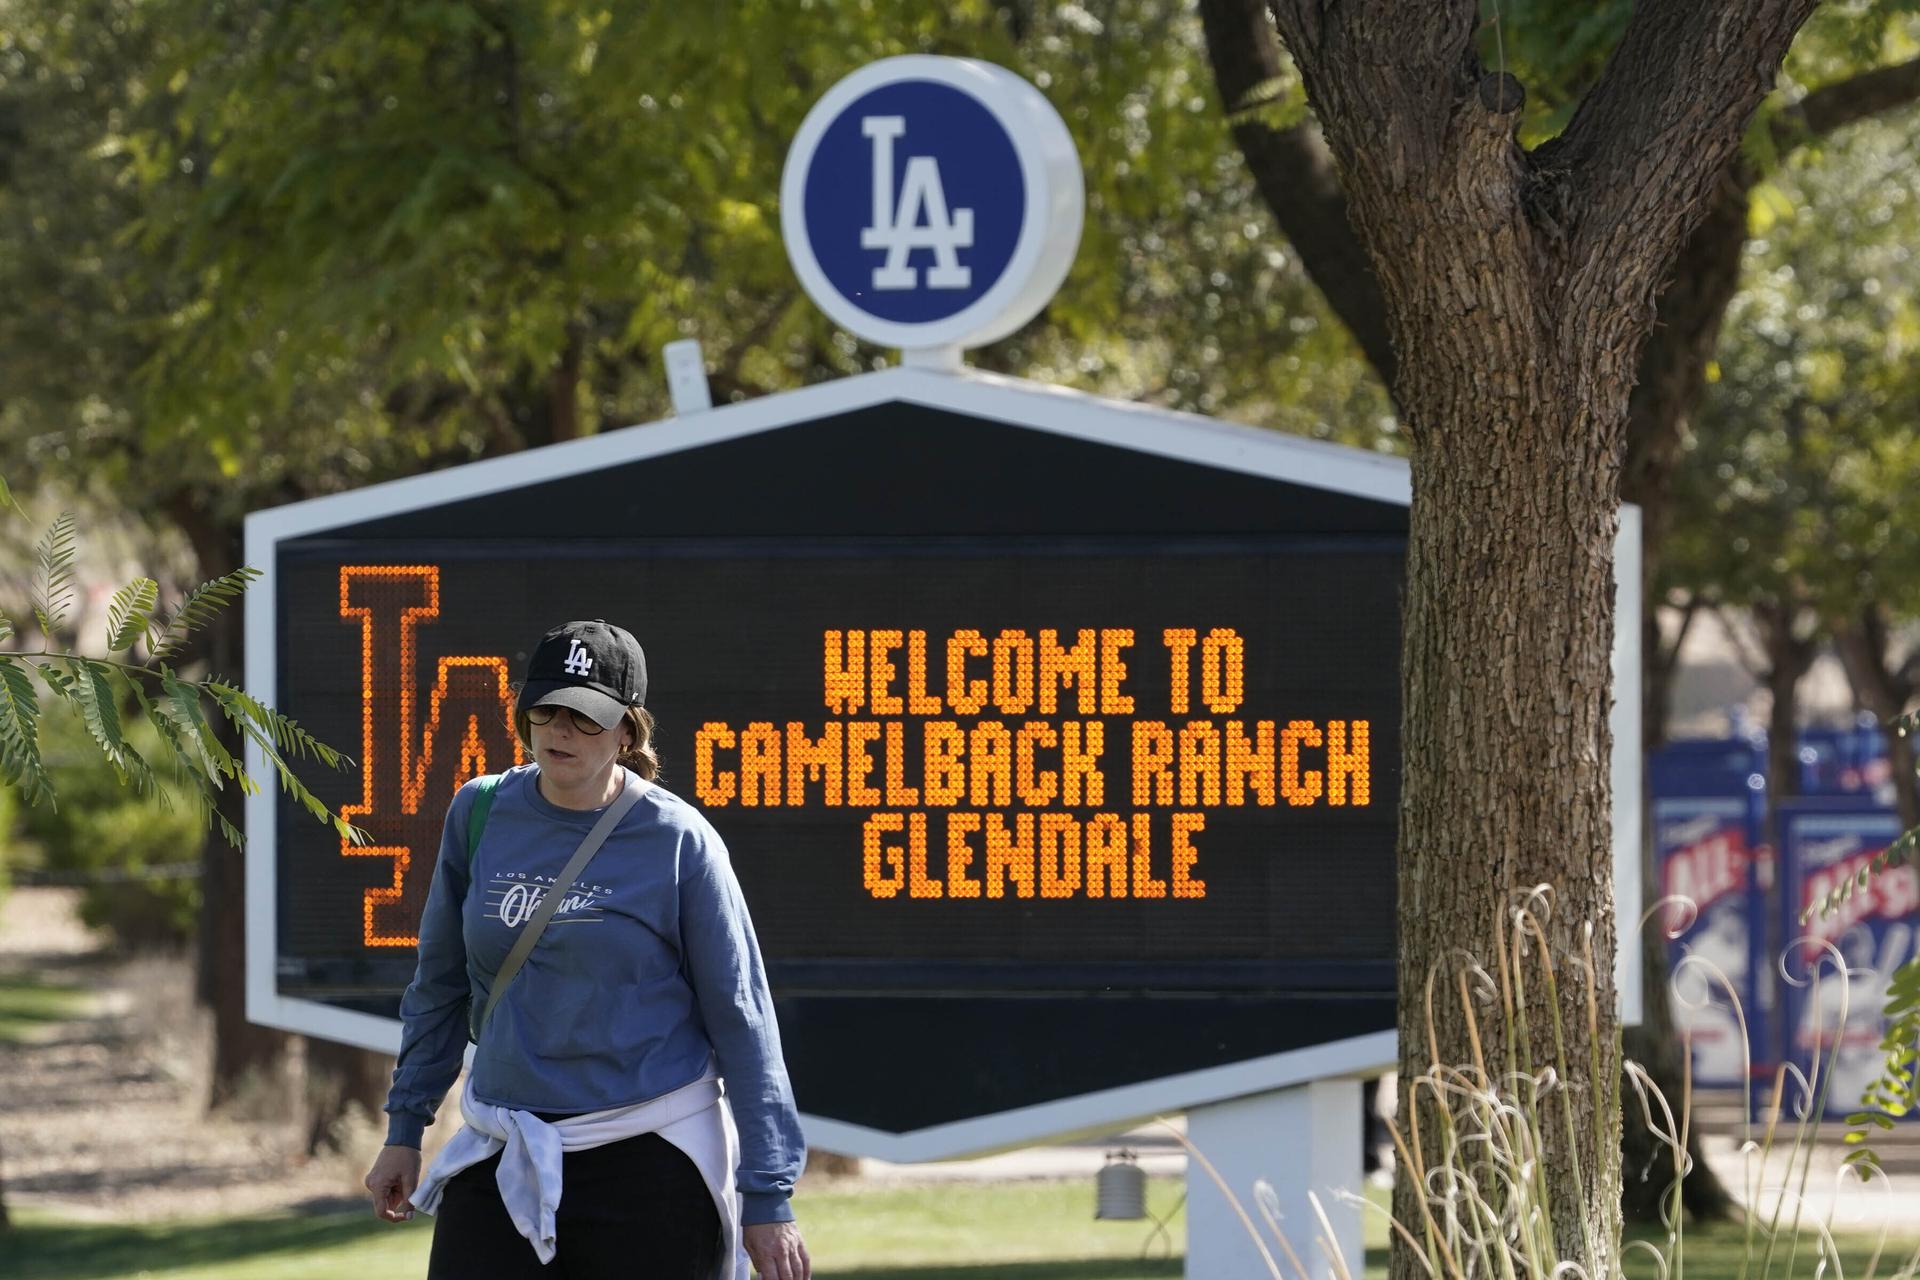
[364,619,810,1280]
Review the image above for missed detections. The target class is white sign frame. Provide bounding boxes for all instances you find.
[245,365,1640,1160]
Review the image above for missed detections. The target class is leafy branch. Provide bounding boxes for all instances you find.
[0,482,366,847]
[1842,953,1920,1175]
[1801,705,1920,1170]
[1799,706,1920,923]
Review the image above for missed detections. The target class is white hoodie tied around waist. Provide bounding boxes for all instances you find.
[409,1071,748,1279]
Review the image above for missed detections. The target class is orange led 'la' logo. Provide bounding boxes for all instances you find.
[339,566,524,946]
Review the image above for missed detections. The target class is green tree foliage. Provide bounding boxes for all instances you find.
[0,0,1394,1117]
[1671,108,1920,1165]
[12,701,203,948]
[0,0,1392,531]
[1670,112,1920,624]
[0,485,362,850]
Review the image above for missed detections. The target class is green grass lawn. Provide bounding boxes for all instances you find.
[5,1176,1914,1280]
[3,1179,1186,1280]
[0,973,96,1043]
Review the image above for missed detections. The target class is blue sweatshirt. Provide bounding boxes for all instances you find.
[383,764,806,1225]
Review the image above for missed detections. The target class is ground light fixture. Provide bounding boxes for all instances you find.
[1095,1149,1146,1220]
[1097,1148,1183,1259]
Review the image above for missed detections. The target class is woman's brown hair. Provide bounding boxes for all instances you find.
[614,706,662,780]
[514,705,662,782]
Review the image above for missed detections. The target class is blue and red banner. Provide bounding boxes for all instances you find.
[1655,793,1768,1086]
[1777,802,1917,1121]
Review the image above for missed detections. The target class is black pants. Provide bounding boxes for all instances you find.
[426,1130,721,1278]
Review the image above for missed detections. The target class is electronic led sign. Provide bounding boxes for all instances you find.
[276,547,1396,991]
[247,372,1639,1157]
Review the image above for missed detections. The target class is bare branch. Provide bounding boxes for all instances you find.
[1896,648,1920,699]
[1713,605,1770,683]
[1840,602,1920,707]
[1664,593,1701,664]
[1787,55,1920,144]
[1199,0,1398,390]
[1264,0,1483,198]
[1620,170,1748,520]
[1548,0,1819,307]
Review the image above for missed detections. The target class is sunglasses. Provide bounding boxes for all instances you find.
[525,705,609,735]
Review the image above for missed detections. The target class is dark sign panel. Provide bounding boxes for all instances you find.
[264,395,1411,1134]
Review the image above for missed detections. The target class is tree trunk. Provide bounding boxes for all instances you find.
[1835,606,1920,828]
[547,319,584,444]
[1249,1,1818,1270]
[1754,599,1816,848]
[165,495,293,1110]
[1621,175,1751,578]
[1622,925,1736,1220]
[304,1038,395,1156]
[1197,0,1830,1262]
[1392,358,1626,1274]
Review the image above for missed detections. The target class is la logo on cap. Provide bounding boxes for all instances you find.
[781,56,1084,364]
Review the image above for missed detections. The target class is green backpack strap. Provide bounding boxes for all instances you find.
[465,774,502,870]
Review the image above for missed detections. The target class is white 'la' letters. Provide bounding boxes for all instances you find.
[860,115,973,291]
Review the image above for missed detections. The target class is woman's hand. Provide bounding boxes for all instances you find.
[743,1220,810,1280]
[364,1144,423,1223]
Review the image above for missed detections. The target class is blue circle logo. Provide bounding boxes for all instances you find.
[782,57,1083,353]
[801,81,1025,326]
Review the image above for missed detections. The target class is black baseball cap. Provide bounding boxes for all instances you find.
[516,620,648,729]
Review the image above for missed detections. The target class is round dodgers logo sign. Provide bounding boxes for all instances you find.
[781,57,1084,354]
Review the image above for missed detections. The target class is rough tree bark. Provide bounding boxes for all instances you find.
[1198,1,1822,1271]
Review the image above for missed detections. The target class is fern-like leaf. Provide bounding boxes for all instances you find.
[106,577,160,652]
[1845,955,1920,1163]
[0,659,51,806]
[162,670,237,781]
[151,567,262,660]
[0,608,12,645]
[66,660,157,796]
[1808,827,1920,919]
[128,677,217,792]
[205,679,352,770]
[221,706,307,811]
[204,680,361,837]
[32,512,79,639]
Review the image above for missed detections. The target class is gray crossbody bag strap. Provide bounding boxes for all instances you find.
[473,770,644,1041]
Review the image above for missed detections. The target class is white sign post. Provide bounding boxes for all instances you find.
[1189,1082,1364,1280]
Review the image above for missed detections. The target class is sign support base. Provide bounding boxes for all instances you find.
[1186,1081,1363,1280]
[900,345,964,372]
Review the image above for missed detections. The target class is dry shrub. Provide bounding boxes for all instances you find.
[1163,886,1920,1280]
